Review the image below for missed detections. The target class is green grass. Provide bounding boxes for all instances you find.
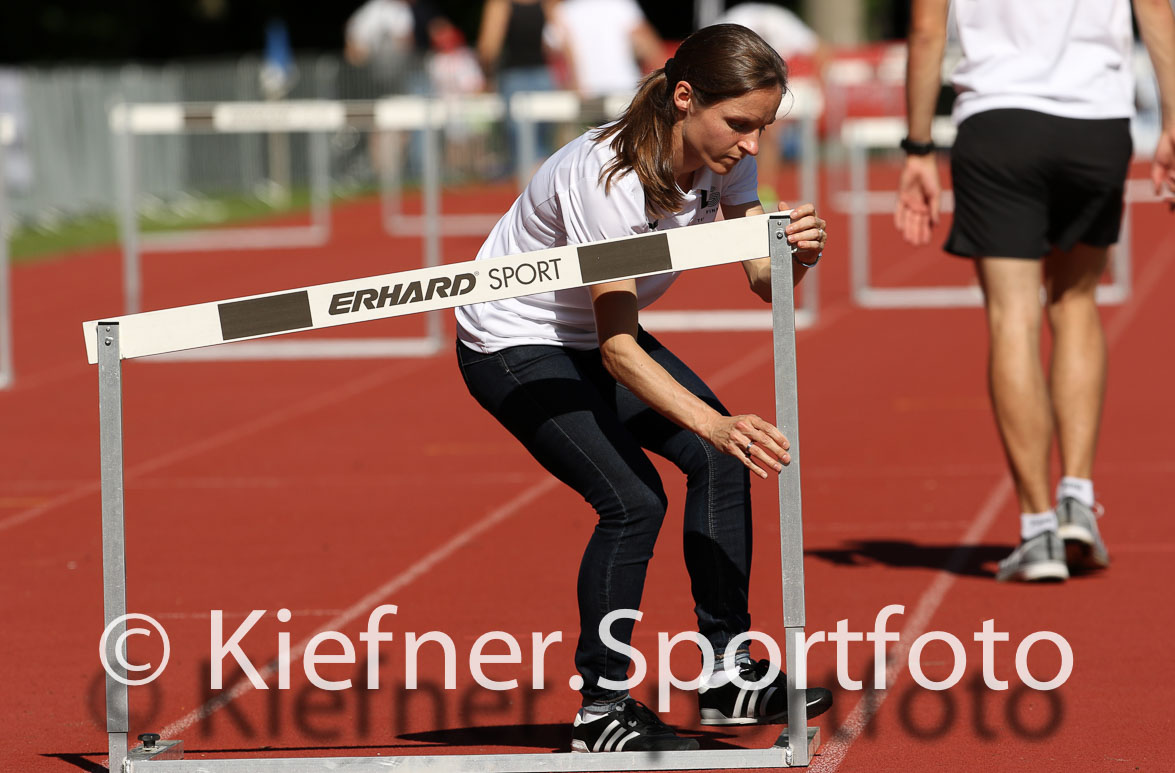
[7,185,345,264]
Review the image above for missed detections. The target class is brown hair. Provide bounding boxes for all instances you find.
[594,24,787,219]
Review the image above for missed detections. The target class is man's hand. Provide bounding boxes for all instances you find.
[1153,127,1175,210]
[894,154,942,245]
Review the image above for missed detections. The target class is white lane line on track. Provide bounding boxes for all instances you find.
[154,609,346,621]
[811,479,1012,772]
[812,224,1175,772]
[0,361,432,534]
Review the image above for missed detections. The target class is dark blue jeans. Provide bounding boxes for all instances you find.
[456,330,753,704]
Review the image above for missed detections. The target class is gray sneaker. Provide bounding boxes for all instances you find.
[996,531,1069,582]
[1056,498,1110,570]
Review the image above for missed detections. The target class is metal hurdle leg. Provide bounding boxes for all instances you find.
[769,212,819,767]
[421,99,444,351]
[113,108,144,314]
[0,131,13,389]
[795,114,821,329]
[308,129,332,241]
[97,322,130,771]
[1105,192,1132,304]
[516,111,538,191]
[379,96,502,237]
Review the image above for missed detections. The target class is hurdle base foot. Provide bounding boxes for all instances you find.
[124,738,819,771]
[772,726,820,767]
[128,739,184,763]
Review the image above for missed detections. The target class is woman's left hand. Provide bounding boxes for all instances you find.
[783,202,827,263]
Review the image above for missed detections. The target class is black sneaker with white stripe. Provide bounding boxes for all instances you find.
[571,698,699,753]
[698,659,833,725]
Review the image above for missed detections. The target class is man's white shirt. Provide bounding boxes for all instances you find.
[950,0,1134,123]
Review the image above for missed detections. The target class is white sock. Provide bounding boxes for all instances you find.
[1056,476,1095,508]
[705,649,754,688]
[1021,510,1059,541]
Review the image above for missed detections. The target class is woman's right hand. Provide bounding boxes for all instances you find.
[703,413,790,479]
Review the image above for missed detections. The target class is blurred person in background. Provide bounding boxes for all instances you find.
[716,2,828,209]
[260,18,298,99]
[430,18,486,100]
[345,0,446,93]
[429,18,492,176]
[345,0,415,94]
[474,0,556,170]
[477,0,560,166]
[548,0,663,99]
[894,0,1175,582]
[344,0,447,176]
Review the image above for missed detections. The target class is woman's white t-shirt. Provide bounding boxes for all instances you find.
[455,129,759,353]
[950,0,1134,123]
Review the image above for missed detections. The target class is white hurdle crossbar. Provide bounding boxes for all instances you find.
[837,116,1133,308]
[110,100,445,358]
[86,213,821,772]
[0,113,14,390]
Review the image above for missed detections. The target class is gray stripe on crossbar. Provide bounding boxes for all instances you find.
[218,292,313,340]
[577,233,671,283]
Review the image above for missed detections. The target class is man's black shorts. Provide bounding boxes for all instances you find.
[946,109,1132,259]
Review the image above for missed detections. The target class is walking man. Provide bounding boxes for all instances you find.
[895,0,1175,581]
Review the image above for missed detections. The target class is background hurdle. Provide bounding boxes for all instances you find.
[837,116,1136,309]
[378,90,635,238]
[88,213,821,771]
[109,100,445,359]
[110,102,334,312]
[111,88,828,358]
[0,113,13,389]
[377,93,507,238]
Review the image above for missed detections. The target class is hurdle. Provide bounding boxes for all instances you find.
[510,90,633,184]
[837,116,1134,308]
[110,102,335,311]
[377,90,662,242]
[377,91,645,238]
[110,100,445,359]
[378,93,507,237]
[86,212,821,771]
[0,113,13,389]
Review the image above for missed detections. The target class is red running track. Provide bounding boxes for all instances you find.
[1,177,1173,771]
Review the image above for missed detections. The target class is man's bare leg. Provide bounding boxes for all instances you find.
[1044,243,1109,481]
[1044,243,1112,569]
[975,257,1053,514]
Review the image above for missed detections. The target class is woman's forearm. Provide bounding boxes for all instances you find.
[600,332,723,437]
